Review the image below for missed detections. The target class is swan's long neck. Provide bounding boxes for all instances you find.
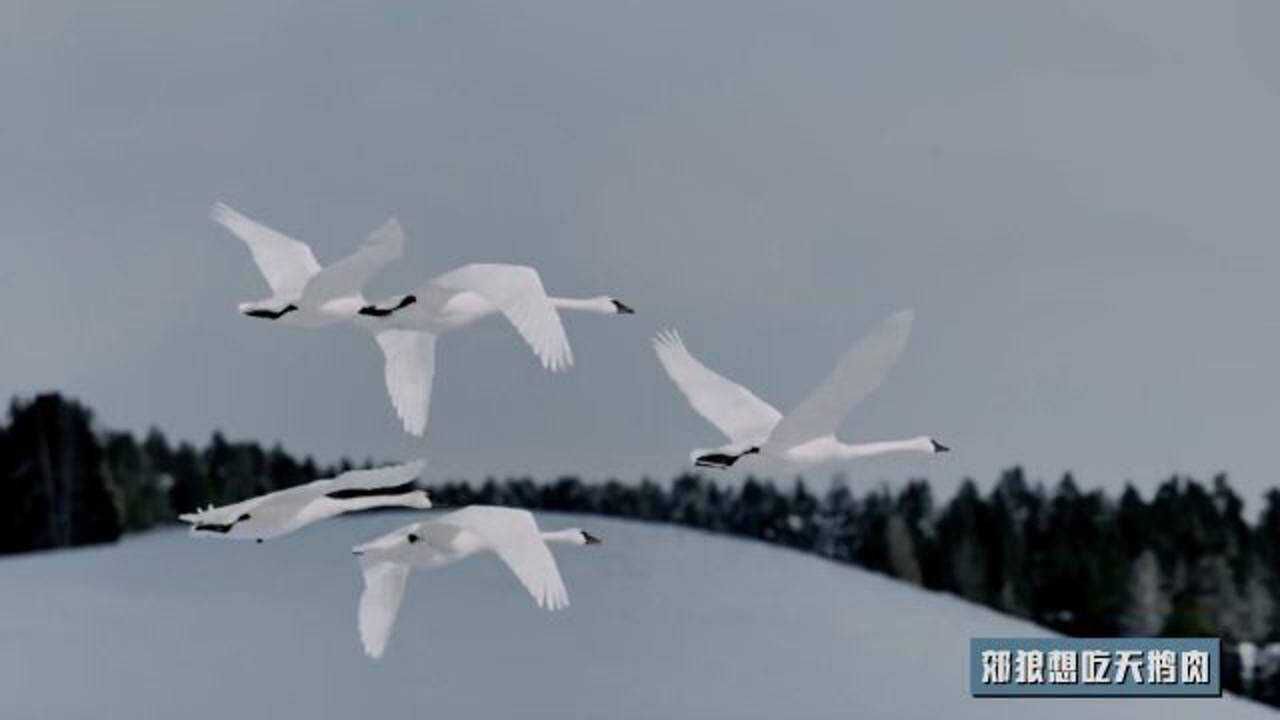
[540,529,583,545]
[838,436,936,459]
[550,296,613,314]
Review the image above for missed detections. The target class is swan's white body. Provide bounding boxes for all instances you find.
[653,310,949,469]
[211,202,406,327]
[361,264,633,435]
[178,460,429,542]
[213,203,634,436]
[351,505,601,659]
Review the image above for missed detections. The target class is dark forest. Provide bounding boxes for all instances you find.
[2,393,1277,705]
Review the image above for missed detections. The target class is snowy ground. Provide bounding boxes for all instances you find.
[0,512,1270,719]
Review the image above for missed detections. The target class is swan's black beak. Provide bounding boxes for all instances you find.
[582,531,603,545]
[611,299,636,315]
[931,439,950,453]
[352,549,364,556]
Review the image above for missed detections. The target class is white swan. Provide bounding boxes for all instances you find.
[654,310,949,469]
[213,204,635,436]
[178,460,430,542]
[211,202,408,325]
[351,506,602,659]
[359,263,634,436]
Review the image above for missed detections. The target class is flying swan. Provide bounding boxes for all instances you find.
[654,309,950,469]
[212,203,635,436]
[211,202,409,326]
[178,460,430,542]
[359,262,634,435]
[351,506,602,659]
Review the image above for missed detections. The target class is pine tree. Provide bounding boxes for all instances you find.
[1121,549,1170,636]
[0,395,121,552]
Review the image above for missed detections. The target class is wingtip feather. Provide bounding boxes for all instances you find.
[209,201,239,226]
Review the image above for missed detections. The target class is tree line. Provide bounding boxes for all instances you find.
[2,393,1278,705]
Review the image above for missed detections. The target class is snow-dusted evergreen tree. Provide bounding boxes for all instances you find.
[885,514,922,586]
[1121,549,1170,636]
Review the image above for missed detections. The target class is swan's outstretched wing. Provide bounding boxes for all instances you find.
[375,330,437,436]
[358,559,411,659]
[767,310,914,449]
[447,507,569,611]
[430,264,573,372]
[653,330,782,444]
[303,218,405,304]
[217,460,427,508]
[211,202,321,300]
[307,459,427,496]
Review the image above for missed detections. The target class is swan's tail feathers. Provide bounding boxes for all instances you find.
[179,507,241,537]
[178,504,218,524]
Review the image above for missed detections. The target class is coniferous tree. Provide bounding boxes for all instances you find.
[885,513,922,585]
[1258,490,1280,641]
[815,481,856,561]
[0,395,121,552]
[167,442,208,515]
[1121,549,1170,636]
[104,432,169,531]
[935,480,990,603]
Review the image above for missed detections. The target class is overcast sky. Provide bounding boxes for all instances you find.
[4,1,1280,508]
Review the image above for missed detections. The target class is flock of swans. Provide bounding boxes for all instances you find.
[181,203,951,658]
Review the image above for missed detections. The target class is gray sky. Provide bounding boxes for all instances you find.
[4,1,1280,507]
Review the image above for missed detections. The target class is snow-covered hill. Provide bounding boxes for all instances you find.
[0,512,1268,719]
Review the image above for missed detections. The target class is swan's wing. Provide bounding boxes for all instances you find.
[308,459,427,496]
[289,460,429,526]
[652,330,782,444]
[429,264,573,372]
[767,310,914,449]
[374,330,437,436]
[224,460,427,523]
[302,218,405,304]
[447,507,570,611]
[357,558,411,659]
[210,202,321,300]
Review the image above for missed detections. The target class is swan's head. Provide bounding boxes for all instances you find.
[541,528,603,545]
[552,296,635,314]
[352,526,420,557]
[927,437,950,453]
